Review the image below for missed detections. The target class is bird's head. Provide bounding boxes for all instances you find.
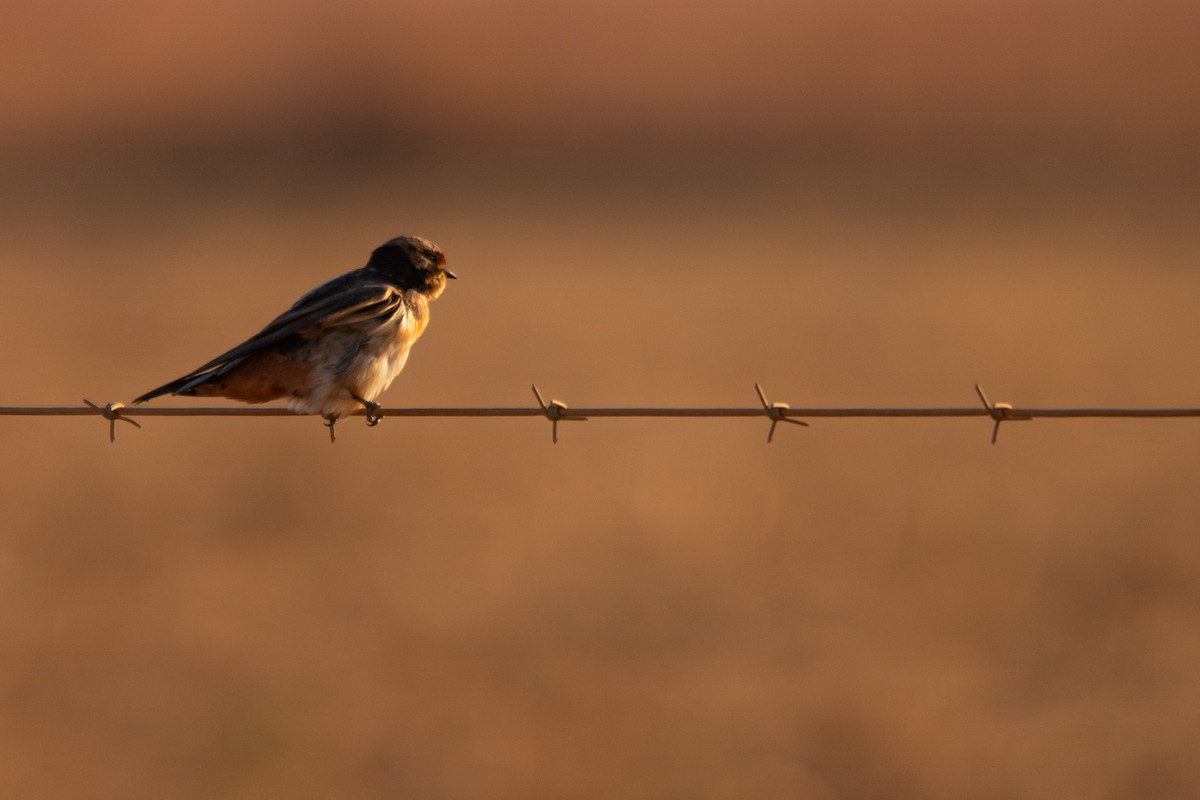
[367,235,457,298]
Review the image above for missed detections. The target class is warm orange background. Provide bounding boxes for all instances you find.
[2,2,1199,797]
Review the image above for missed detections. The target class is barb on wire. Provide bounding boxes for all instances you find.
[754,383,809,443]
[531,384,588,444]
[82,399,142,443]
[974,384,1032,444]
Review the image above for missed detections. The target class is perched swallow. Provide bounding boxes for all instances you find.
[134,235,456,438]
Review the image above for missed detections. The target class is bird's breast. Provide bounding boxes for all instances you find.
[343,294,430,399]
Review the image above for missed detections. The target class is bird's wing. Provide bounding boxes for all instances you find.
[134,277,404,402]
[185,280,405,375]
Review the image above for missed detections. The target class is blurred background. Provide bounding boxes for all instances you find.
[2,1,1199,797]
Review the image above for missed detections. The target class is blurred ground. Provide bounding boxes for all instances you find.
[2,2,1200,798]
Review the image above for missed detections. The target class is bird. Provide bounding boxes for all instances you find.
[134,235,456,440]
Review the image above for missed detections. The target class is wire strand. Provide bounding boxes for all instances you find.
[2,384,1198,443]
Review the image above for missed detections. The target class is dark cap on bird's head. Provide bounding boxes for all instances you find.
[368,235,457,294]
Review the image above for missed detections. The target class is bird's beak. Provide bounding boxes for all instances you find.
[444,269,458,279]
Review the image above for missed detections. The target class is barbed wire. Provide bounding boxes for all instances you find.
[2,384,1198,444]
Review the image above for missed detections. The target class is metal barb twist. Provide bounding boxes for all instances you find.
[754,383,808,443]
[531,384,588,443]
[974,384,1032,444]
[83,399,142,443]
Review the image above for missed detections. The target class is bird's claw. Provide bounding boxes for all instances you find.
[352,393,383,427]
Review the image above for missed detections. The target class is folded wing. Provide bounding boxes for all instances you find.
[134,277,405,403]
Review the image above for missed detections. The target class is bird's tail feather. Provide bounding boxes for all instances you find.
[133,371,216,404]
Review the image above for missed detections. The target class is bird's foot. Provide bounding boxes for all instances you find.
[323,413,338,443]
[364,405,383,426]
[351,393,384,427]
